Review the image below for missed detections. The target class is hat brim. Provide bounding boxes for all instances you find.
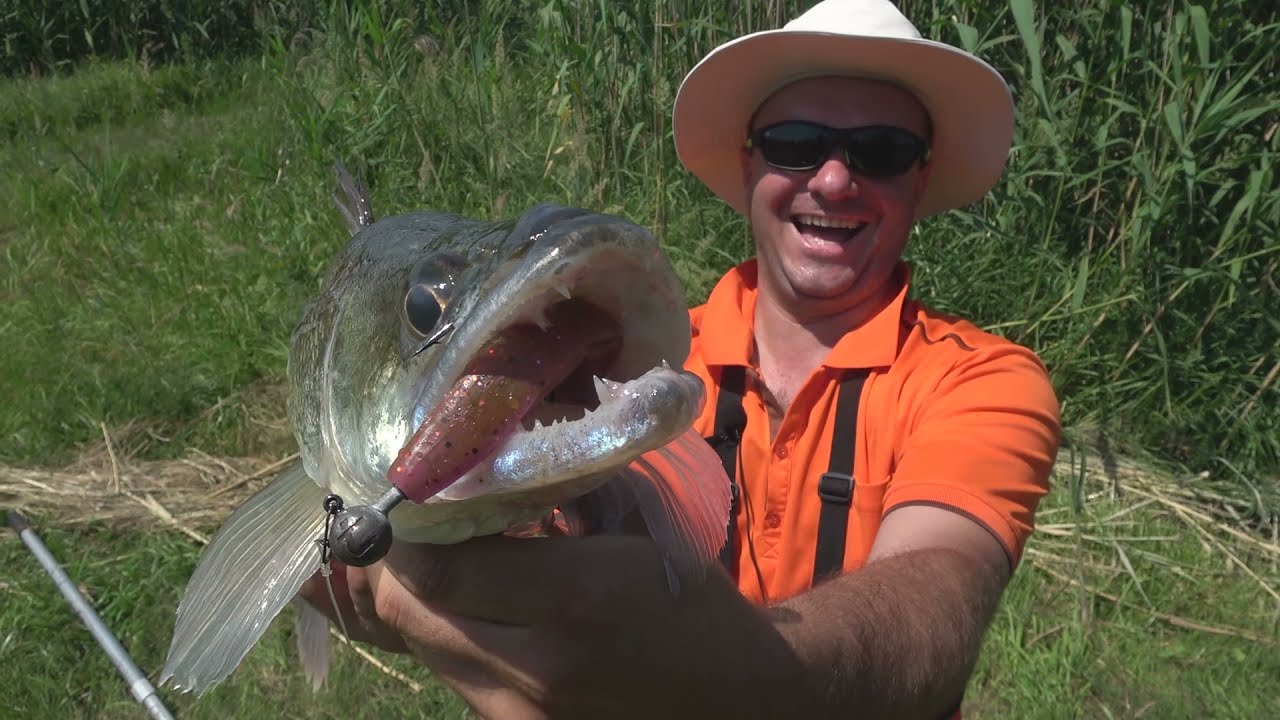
[673,30,1014,219]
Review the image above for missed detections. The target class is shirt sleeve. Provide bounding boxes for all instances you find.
[881,343,1061,568]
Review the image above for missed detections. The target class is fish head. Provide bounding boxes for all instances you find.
[287,204,697,540]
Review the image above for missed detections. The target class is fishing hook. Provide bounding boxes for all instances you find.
[411,321,455,357]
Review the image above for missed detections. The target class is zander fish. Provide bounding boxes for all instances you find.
[160,166,731,693]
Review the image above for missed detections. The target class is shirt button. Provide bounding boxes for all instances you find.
[774,445,789,459]
[764,511,782,529]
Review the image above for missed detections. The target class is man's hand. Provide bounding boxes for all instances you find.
[299,533,811,720]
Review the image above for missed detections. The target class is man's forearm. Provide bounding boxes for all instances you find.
[770,547,1007,719]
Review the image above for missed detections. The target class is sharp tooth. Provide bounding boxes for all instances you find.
[593,375,619,402]
[554,283,572,299]
[531,307,551,330]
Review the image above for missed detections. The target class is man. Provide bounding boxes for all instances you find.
[302,1,1060,718]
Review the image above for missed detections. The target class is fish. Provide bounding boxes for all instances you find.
[158,165,732,694]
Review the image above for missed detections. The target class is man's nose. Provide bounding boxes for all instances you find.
[807,153,860,199]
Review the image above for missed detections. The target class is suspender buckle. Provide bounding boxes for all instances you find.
[817,472,854,505]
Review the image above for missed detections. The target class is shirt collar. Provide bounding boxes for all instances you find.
[697,259,911,371]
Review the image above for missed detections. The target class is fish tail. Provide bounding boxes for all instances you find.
[293,596,332,691]
[161,460,328,694]
[332,161,375,235]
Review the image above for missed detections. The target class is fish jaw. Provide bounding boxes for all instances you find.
[381,213,690,510]
[458,364,705,497]
[390,362,732,579]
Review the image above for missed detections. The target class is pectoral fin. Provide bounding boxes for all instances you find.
[585,426,732,584]
[161,461,327,694]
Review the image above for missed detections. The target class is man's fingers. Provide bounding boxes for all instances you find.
[297,562,409,653]
[381,534,674,627]
[365,563,557,692]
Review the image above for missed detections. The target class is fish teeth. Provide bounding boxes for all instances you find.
[530,307,551,330]
[593,375,621,402]
[554,283,572,300]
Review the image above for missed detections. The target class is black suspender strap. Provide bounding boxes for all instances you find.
[702,366,868,582]
[812,371,869,584]
[704,366,747,572]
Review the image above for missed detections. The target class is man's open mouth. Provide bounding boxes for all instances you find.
[793,213,868,243]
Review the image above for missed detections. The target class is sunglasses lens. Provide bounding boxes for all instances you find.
[757,123,828,170]
[846,127,926,178]
[752,123,926,176]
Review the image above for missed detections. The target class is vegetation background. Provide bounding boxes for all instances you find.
[1,0,1276,717]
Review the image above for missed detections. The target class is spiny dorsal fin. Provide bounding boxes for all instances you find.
[332,161,375,235]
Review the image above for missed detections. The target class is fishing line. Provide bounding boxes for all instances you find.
[318,496,353,641]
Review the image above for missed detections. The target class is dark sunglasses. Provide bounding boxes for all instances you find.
[745,121,930,178]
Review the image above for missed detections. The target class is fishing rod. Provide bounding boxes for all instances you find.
[7,510,176,720]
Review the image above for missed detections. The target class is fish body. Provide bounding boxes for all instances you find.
[160,168,731,693]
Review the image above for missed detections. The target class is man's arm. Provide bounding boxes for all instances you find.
[301,504,1012,720]
[774,504,1011,719]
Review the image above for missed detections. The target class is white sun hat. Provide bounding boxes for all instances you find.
[672,0,1015,219]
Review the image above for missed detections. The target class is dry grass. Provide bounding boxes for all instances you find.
[1,426,290,539]
[4,423,1276,718]
[5,425,1276,648]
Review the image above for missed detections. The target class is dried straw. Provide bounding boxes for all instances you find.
[3,429,1277,650]
[0,436,430,692]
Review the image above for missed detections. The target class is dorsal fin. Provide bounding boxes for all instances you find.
[332,161,375,235]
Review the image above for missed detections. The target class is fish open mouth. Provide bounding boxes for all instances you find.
[372,212,697,509]
[530,303,623,422]
[388,297,635,502]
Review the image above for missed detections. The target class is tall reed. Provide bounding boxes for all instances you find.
[9,0,1278,490]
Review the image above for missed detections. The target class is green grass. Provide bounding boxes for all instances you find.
[1,525,470,718]
[969,467,1280,718]
[1,0,1277,717]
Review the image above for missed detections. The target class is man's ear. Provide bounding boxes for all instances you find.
[913,159,934,199]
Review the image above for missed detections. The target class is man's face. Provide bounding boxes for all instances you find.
[741,76,932,318]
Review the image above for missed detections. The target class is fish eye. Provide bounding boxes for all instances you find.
[404,284,446,336]
[403,251,464,337]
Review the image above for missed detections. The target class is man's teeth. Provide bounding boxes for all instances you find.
[793,215,867,231]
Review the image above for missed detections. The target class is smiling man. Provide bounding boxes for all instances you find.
[300,1,1061,718]
[674,0,1061,616]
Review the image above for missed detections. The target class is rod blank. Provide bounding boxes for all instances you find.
[7,510,176,720]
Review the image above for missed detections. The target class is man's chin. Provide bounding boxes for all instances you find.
[787,273,861,302]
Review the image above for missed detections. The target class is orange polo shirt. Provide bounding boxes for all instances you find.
[686,260,1060,605]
